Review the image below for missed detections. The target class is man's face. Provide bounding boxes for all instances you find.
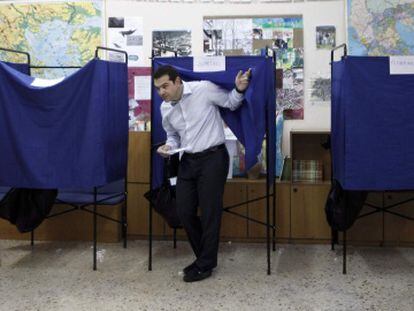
[154,74,181,102]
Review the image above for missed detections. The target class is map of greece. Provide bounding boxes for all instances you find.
[0,1,102,78]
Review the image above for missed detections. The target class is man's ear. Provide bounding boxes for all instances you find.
[174,76,181,84]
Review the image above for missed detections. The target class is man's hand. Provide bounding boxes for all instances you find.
[157,144,172,158]
[235,68,252,93]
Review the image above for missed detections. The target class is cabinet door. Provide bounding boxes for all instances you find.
[291,184,331,240]
[221,183,248,239]
[128,132,150,183]
[275,183,291,239]
[127,183,165,237]
[246,183,290,240]
[346,192,383,244]
[384,191,414,245]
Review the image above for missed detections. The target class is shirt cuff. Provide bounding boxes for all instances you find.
[166,141,179,150]
[232,88,244,101]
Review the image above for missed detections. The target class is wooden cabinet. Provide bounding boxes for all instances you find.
[291,183,331,240]
[127,183,165,238]
[244,181,290,241]
[246,183,269,239]
[128,131,150,183]
[346,192,383,245]
[274,182,291,240]
[124,131,414,245]
[291,130,331,182]
[221,183,248,240]
[4,131,412,245]
[384,192,414,245]
[0,204,121,242]
[289,130,332,241]
[0,131,330,243]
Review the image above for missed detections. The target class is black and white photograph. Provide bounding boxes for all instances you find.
[108,17,124,28]
[152,30,192,56]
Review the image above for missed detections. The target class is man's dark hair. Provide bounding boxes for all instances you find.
[154,65,180,82]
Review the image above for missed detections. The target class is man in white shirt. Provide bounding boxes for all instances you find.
[155,65,251,282]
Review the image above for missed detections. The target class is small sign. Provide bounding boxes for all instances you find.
[134,76,151,100]
[193,56,226,72]
[389,56,414,75]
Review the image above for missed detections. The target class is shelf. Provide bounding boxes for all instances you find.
[290,131,332,182]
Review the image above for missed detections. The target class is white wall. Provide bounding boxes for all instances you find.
[106,0,345,154]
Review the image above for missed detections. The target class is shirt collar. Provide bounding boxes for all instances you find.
[169,81,192,107]
[182,80,192,96]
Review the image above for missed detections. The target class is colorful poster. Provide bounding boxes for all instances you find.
[128,67,151,131]
[203,16,304,120]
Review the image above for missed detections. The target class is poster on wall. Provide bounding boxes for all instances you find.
[152,30,192,56]
[0,1,103,78]
[108,17,144,66]
[203,16,304,120]
[128,67,151,131]
[203,19,253,56]
[348,0,414,56]
[308,75,331,105]
[316,26,335,49]
[279,67,304,119]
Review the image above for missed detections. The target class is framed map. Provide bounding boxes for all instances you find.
[0,1,103,78]
[348,0,414,56]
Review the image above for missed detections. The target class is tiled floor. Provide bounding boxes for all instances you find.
[0,240,413,310]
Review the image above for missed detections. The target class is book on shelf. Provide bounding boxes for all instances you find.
[292,159,323,182]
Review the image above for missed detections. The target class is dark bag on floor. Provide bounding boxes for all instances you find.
[144,183,182,229]
[144,155,182,229]
[0,188,57,233]
[325,180,367,231]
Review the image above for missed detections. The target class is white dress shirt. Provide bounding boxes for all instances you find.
[160,80,244,153]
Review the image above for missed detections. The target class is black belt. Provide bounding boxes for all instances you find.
[184,144,226,159]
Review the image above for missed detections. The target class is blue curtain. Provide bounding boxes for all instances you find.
[4,61,30,75]
[0,59,128,188]
[332,56,414,190]
[151,56,276,189]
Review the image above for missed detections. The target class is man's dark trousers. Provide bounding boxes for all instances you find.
[176,145,229,271]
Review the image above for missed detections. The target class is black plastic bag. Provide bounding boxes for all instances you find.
[325,180,367,231]
[144,183,182,229]
[144,155,182,229]
[0,188,57,233]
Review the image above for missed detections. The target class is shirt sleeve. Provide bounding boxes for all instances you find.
[204,81,244,111]
[161,107,180,149]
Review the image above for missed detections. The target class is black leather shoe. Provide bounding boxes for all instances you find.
[183,262,197,275]
[183,266,212,282]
